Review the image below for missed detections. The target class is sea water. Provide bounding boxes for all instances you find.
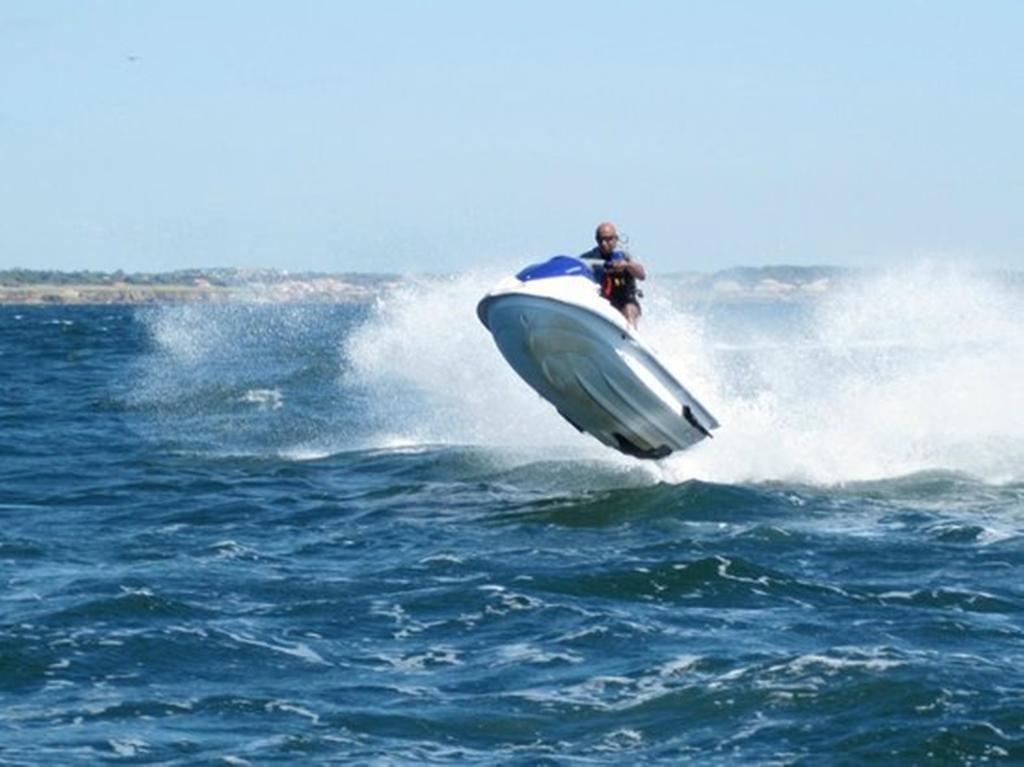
[2,263,1023,763]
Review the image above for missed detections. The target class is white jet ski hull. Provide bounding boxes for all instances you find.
[477,262,718,459]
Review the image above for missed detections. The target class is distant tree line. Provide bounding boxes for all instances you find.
[0,267,394,287]
[0,268,230,287]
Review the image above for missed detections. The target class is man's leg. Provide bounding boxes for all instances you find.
[621,302,640,329]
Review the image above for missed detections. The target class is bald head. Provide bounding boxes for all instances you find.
[595,222,619,256]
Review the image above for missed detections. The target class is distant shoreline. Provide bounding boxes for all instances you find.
[4,264,1017,305]
[0,282,386,305]
[0,283,230,305]
[0,269,391,305]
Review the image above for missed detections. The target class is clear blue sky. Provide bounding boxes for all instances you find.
[2,1,1021,274]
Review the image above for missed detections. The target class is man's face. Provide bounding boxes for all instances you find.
[596,227,618,257]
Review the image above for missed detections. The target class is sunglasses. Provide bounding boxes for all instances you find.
[597,235,618,243]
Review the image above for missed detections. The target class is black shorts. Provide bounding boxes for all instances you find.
[610,295,641,314]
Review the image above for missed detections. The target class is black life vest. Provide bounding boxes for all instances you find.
[599,253,638,308]
[579,248,640,308]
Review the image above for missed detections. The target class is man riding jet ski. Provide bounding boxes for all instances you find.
[476,225,718,459]
[578,221,646,329]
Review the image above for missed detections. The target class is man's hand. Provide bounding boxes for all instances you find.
[608,259,646,280]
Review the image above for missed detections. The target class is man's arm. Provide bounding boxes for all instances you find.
[609,258,646,280]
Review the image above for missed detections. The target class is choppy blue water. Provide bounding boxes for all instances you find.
[3,266,1024,764]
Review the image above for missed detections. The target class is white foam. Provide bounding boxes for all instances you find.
[135,261,1024,485]
[351,263,1015,485]
[240,388,283,410]
[343,272,615,456]
[374,648,461,672]
[276,446,334,461]
[219,629,330,666]
[665,261,1024,485]
[764,652,904,676]
[495,642,583,665]
[265,699,321,725]
[109,739,149,758]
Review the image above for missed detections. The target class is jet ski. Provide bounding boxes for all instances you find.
[477,255,719,459]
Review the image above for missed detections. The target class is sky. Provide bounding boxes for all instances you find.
[1,1,1022,274]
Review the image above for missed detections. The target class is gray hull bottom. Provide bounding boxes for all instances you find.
[479,294,718,459]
